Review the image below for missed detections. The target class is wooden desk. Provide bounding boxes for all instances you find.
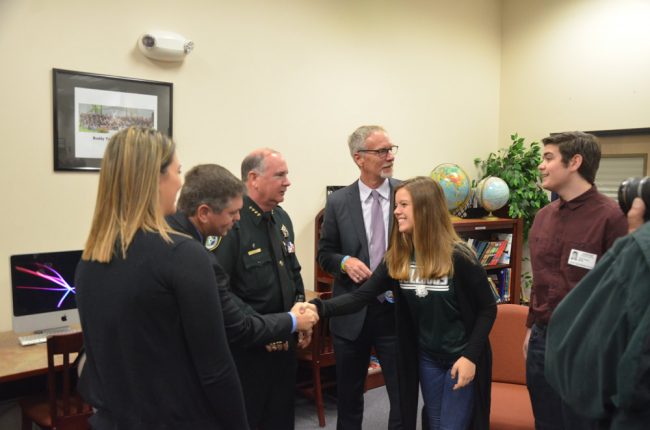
[0,330,79,383]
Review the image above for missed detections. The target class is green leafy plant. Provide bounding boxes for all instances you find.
[474,133,549,240]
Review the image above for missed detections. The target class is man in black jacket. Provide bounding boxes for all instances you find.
[166,163,317,348]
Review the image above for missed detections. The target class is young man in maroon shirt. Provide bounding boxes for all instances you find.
[524,131,628,430]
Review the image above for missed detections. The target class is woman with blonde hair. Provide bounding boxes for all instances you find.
[311,176,496,430]
[75,127,248,430]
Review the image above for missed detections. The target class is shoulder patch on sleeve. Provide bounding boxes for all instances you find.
[205,236,222,251]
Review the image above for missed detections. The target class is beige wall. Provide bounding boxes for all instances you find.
[500,0,650,144]
[0,0,502,331]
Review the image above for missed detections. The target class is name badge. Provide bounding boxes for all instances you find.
[248,248,262,256]
[568,249,597,270]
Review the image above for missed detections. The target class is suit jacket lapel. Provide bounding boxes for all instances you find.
[388,179,397,233]
[347,181,370,264]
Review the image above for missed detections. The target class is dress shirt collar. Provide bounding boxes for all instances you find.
[358,178,390,203]
[558,185,598,211]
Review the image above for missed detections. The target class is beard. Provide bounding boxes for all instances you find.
[380,167,393,179]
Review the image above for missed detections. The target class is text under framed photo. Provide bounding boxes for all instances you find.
[52,68,173,171]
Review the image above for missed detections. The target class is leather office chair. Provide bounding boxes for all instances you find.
[296,291,336,427]
[489,304,535,429]
[20,331,93,430]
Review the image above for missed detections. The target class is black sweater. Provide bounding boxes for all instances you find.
[76,230,248,430]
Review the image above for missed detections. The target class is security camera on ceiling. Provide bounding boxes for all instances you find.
[138,31,194,62]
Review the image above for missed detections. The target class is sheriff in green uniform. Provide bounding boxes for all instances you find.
[213,148,304,430]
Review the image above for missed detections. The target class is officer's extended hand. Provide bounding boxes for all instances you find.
[343,257,373,284]
[297,329,313,349]
[290,302,319,331]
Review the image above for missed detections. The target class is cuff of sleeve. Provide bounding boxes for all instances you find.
[288,312,297,333]
[309,298,323,316]
[340,255,350,273]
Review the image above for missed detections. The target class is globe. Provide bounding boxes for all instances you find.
[476,176,510,217]
[430,163,471,212]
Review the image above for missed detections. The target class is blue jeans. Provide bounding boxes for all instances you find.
[526,324,596,430]
[419,353,474,430]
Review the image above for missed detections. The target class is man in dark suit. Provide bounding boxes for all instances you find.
[318,125,402,429]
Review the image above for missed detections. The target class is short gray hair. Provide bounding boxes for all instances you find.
[241,148,280,180]
[177,164,245,216]
[348,125,386,159]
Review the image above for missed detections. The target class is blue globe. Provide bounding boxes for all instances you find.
[430,163,471,211]
[476,176,509,213]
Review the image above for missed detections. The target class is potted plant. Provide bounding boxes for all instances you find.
[474,133,549,240]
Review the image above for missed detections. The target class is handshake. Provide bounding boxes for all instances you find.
[265,302,319,352]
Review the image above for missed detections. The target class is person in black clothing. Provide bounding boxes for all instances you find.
[309,177,496,430]
[213,149,305,430]
[76,127,248,429]
[166,163,318,347]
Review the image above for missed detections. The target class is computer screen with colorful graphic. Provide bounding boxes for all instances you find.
[10,250,82,334]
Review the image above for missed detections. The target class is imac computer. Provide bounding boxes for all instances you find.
[10,250,82,342]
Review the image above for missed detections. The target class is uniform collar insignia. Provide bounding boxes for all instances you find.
[248,205,262,217]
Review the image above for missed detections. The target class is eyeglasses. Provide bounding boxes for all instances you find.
[357,145,399,158]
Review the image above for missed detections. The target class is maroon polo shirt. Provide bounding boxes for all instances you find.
[526,186,628,327]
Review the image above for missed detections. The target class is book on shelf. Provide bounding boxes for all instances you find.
[480,241,499,265]
[495,233,512,265]
[487,240,508,266]
[466,236,511,268]
[485,268,512,303]
[473,240,489,260]
[486,275,501,302]
[499,268,511,302]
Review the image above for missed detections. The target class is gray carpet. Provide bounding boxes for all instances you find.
[295,386,423,430]
[1,387,421,430]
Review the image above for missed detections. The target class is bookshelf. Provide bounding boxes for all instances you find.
[452,217,523,304]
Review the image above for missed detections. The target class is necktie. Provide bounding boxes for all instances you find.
[369,191,387,302]
[369,190,386,271]
[262,213,294,310]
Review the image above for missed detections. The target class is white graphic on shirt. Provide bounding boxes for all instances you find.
[400,263,449,298]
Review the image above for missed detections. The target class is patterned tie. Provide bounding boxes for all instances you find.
[369,190,386,271]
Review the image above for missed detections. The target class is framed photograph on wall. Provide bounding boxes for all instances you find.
[53,68,173,171]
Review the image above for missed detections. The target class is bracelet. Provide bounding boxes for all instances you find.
[340,255,350,272]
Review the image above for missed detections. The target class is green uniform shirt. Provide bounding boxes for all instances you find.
[211,196,305,316]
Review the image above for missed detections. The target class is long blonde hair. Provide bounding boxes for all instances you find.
[385,176,471,280]
[82,127,176,263]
